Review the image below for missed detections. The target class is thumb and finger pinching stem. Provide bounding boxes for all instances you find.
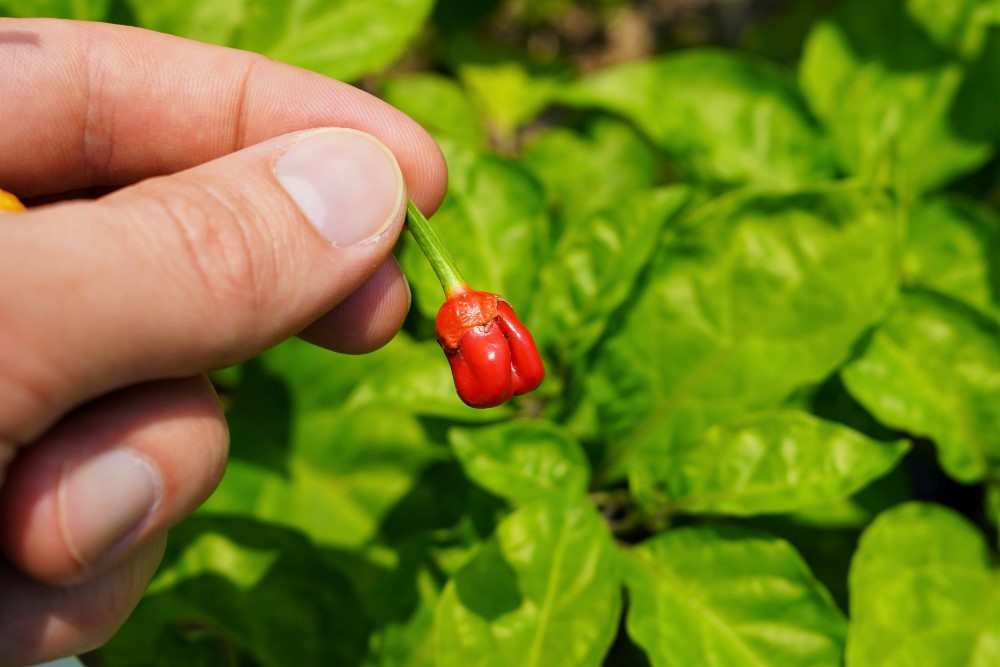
[0,187,543,408]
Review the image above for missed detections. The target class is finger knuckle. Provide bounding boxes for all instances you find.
[143,176,279,324]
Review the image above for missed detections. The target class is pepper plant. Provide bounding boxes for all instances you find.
[4,0,1000,665]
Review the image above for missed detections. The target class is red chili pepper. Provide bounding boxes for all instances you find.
[436,288,545,408]
[404,200,544,408]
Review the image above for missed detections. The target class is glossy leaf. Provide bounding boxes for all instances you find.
[842,288,1000,483]
[520,116,659,228]
[847,502,1000,666]
[560,49,833,187]
[128,0,434,81]
[800,0,1000,194]
[631,410,910,516]
[254,335,415,412]
[434,496,621,667]
[591,185,900,482]
[902,195,1000,316]
[400,143,547,320]
[221,336,421,474]
[530,186,692,361]
[100,517,371,667]
[203,406,442,549]
[448,421,589,505]
[623,526,846,667]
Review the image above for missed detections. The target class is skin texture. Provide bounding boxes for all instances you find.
[0,18,447,665]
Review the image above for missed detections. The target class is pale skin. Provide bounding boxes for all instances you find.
[0,18,447,665]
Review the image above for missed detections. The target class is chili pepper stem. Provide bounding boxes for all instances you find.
[405,199,468,297]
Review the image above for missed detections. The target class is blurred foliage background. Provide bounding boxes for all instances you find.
[3,1,1000,666]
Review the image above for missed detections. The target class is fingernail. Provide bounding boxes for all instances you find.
[274,128,404,247]
[59,449,161,566]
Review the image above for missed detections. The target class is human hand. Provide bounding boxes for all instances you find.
[0,18,446,666]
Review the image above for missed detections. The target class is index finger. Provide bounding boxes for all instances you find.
[0,18,447,212]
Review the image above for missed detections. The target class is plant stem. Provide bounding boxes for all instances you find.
[405,199,468,297]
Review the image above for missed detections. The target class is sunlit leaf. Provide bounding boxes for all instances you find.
[902,195,1000,316]
[435,496,621,667]
[520,116,659,230]
[800,0,1000,194]
[128,0,434,81]
[381,74,485,148]
[100,517,371,666]
[847,503,1000,666]
[530,186,692,362]
[591,184,900,483]
[631,410,909,516]
[624,526,846,667]
[2,0,108,19]
[448,421,589,505]
[842,288,1000,483]
[203,406,442,549]
[459,62,562,139]
[561,49,833,187]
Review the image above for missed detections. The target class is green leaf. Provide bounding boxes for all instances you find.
[902,195,1000,316]
[1,0,108,19]
[363,565,440,667]
[448,421,589,505]
[128,0,434,82]
[125,0,253,46]
[203,406,443,549]
[799,0,1000,194]
[560,49,833,188]
[592,184,901,483]
[221,336,420,474]
[380,74,485,148]
[434,496,621,667]
[904,0,1000,54]
[255,335,417,413]
[631,410,910,516]
[530,186,693,362]
[842,288,1000,483]
[400,143,548,320]
[353,539,442,667]
[623,526,846,667]
[847,502,1000,667]
[101,517,371,667]
[520,116,659,230]
[459,62,562,139]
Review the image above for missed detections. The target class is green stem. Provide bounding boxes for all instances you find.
[405,199,467,297]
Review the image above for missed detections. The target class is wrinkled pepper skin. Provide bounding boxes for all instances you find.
[436,289,545,408]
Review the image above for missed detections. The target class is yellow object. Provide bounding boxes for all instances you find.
[0,188,25,212]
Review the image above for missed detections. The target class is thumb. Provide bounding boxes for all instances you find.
[0,128,407,444]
